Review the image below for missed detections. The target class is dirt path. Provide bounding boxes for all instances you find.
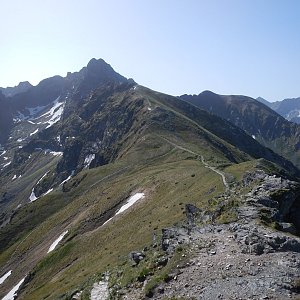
[159,136,229,191]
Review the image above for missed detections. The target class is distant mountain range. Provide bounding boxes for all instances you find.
[181,91,300,169]
[257,96,300,124]
[0,59,300,300]
[0,81,32,97]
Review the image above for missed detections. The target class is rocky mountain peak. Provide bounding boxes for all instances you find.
[18,81,32,88]
[70,58,128,96]
[86,57,106,69]
[84,58,126,82]
[200,90,217,96]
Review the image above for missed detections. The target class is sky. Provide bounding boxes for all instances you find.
[0,0,300,102]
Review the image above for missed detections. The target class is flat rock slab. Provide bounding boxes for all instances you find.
[91,281,109,300]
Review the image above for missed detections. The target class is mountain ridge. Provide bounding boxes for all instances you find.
[257,95,300,124]
[0,81,32,98]
[180,91,300,169]
[0,59,300,300]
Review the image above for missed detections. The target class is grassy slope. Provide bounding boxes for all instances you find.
[0,85,293,299]
[0,136,226,299]
[0,152,62,224]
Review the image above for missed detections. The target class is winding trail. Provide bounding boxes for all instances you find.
[159,136,229,191]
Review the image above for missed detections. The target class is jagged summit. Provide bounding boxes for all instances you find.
[84,57,127,83]
[0,81,32,97]
[79,58,127,91]
[0,58,131,144]
[86,57,106,69]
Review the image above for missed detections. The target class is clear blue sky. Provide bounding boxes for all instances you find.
[1,0,299,101]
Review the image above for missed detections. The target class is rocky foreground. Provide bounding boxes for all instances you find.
[108,171,300,300]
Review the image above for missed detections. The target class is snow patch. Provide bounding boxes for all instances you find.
[13,97,65,129]
[17,138,25,142]
[0,270,12,285]
[43,188,53,196]
[56,135,61,144]
[116,193,145,215]
[103,193,145,226]
[30,129,39,136]
[50,151,63,156]
[29,189,38,202]
[60,171,74,186]
[46,150,63,156]
[37,172,49,184]
[2,276,26,300]
[84,154,95,169]
[12,175,17,181]
[47,230,68,253]
[13,111,27,122]
[43,149,63,156]
[41,98,65,129]
[3,161,11,168]
[252,135,256,140]
[0,150,6,157]
[29,171,49,202]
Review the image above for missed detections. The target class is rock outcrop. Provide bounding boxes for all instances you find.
[120,170,300,299]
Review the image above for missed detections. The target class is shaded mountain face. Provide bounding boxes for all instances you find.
[1,60,300,300]
[0,92,13,144]
[1,63,299,213]
[257,96,300,124]
[0,59,128,145]
[0,81,32,97]
[3,83,299,208]
[181,91,300,169]
[256,96,270,107]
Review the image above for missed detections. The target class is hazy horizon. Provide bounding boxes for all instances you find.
[1,0,299,102]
